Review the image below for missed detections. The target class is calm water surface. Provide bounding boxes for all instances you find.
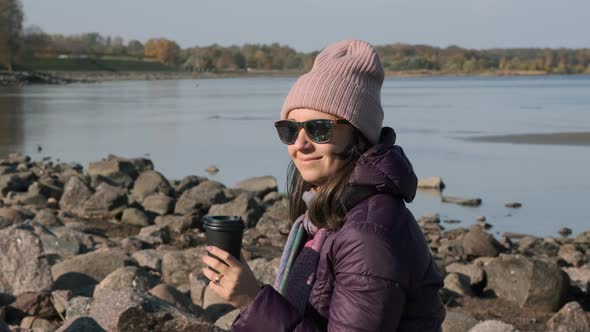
[1,76,589,237]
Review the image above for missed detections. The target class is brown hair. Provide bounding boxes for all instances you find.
[286,128,371,230]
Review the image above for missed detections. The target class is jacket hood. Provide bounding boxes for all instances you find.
[348,127,418,203]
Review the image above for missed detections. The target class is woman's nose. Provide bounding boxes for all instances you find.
[292,128,312,150]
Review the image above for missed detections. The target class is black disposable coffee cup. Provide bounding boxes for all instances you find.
[203,215,245,261]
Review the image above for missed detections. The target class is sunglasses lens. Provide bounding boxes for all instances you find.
[306,120,333,143]
[276,121,298,144]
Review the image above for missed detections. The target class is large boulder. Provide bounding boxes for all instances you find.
[132,249,168,271]
[208,192,263,228]
[234,176,278,199]
[161,248,206,288]
[558,244,587,267]
[248,258,279,286]
[463,226,503,258]
[82,183,127,219]
[120,208,151,227]
[468,320,520,332]
[484,254,568,311]
[445,262,486,292]
[87,158,137,188]
[142,193,175,216]
[131,171,174,204]
[175,181,227,215]
[59,176,93,216]
[155,214,196,234]
[444,273,473,297]
[562,266,590,293]
[149,284,200,315]
[51,248,135,294]
[0,224,53,296]
[256,199,290,246]
[96,266,160,292]
[55,316,106,332]
[442,311,479,332]
[89,287,220,332]
[0,174,29,196]
[546,301,590,332]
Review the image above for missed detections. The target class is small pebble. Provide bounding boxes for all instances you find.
[558,227,572,237]
[505,202,522,208]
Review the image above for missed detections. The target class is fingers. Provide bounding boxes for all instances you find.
[202,266,225,286]
[202,254,229,274]
[207,246,240,268]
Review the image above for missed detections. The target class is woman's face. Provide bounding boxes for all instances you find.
[287,108,354,187]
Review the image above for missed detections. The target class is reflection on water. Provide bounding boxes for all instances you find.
[0,88,24,157]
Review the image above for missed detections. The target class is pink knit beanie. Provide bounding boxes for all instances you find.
[281,40,384,145]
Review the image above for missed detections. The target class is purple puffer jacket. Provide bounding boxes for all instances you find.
[233,128,445,331]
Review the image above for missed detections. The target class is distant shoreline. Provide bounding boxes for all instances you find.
[464,132,590,146]
[2,69,588,86]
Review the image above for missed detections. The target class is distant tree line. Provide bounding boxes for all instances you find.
[1,0,589,74]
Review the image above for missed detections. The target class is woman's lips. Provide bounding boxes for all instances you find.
[299,156,322,164]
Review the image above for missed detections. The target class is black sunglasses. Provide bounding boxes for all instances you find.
[274,119,350,144]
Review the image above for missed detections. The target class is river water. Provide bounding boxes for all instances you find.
[1,76,589,237]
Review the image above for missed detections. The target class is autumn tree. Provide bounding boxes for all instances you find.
[144,38,180,66]
[0,0,23,71]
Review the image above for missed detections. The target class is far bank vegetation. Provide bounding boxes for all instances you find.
[1,0,589,76]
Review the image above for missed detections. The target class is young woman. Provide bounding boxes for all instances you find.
[201,40,446,331]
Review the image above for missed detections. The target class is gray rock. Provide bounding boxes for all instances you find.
[65,296,92,320]
[155,214,196,234]
[38,226,94,259]
[444,273,473,297]
[7,153,29,164]
[558,244,587,267]
[120,208,151,227]
[55,316,106,332]
[485,254,568,311]
[445,262,486,291]
[89,287,220,332]
[468,320,520,332]
[442,195,482,207]
[20,316,58,331]
[11,291,56,318]
[442,311,479,332]
[149,284,201,315]
[59,176,93,216]
[575,231,590,244]
[418,176,446,190]
[248,258,279,285]
[256,199,290,245]
[463,226,503,258]
[0,207,28,226]
[0,224,53,296]
[208,192,263,228]
[50,290,71,316]
[546,301,590,332]
[0,173,28,195]
[132,249,168,271]
[161,247,206,288]
[175,181,227,215]
[175,175,207,195]
[234,176,278,199]
[132,170,174,203]
[142,193,175,215]
[214,309,240,331]
[34,209,63,227]
[189,272,208,308]
[96,266,160,292]
[137,224,171,246]
[82,183,127,219]
[203,285,234,322]
[261,191,284,208]
[562,266,590,293]
[51,248,135,294]
[87,158,136,188]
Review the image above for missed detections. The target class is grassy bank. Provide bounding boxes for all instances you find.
[13,58,173,72]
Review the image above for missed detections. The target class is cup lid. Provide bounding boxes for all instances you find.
[203,215,245,231]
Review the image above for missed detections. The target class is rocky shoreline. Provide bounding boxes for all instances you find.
[0,72,90,87]
[0,153,589,331]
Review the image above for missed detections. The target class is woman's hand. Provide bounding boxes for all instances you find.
[201,246,261,310]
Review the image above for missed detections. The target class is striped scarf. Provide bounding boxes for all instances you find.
[273,191,328,314]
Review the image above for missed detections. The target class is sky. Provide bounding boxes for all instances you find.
[21,0,590,52]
